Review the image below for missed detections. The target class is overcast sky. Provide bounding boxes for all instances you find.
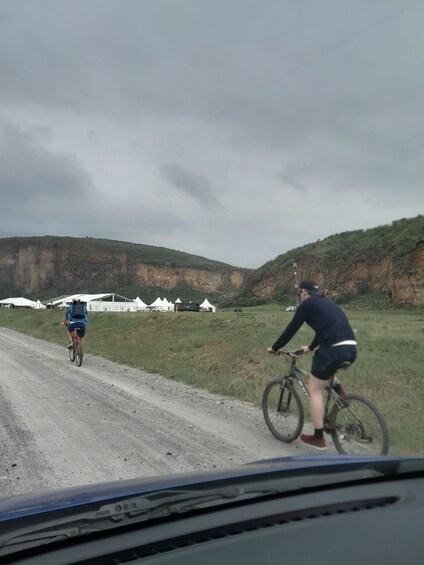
[0,1,422,268]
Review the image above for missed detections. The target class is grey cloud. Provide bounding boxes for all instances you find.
[161,163,223,209]
[0,122,97,236]
[0,122,94,200]
[0,1,422,268]
[277,173,307,193]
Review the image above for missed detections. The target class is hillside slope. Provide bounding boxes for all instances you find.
[246,216,424,307]
[0,236,251,301]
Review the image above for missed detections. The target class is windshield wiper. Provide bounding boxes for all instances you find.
[0,460,417,556]
[0,485,271,553]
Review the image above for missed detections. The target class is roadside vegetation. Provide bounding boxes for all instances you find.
[0,306,423,456]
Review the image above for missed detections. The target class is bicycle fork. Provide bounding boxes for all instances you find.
[278,379,293,414]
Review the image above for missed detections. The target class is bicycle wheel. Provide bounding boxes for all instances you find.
[76,342,83,367]
[329,394,389,455]
[69,343,76,362]
[262,379,304,442]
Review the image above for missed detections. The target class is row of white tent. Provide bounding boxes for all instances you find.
[52,294,216,312]
[0,294,216,313]
[141,297,216,312]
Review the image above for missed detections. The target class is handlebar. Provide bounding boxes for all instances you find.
[276,349,305,358]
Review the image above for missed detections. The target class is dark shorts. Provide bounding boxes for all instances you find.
[311,345,357,380]
[68,322,86,337]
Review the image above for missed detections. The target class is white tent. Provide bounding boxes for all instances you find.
[46,293,106,308]
[149,297,164,311]
[46,293,137,312]
[134,296,148,311]
[175,297,182,303]
[162,297,174,311]
[35,299,46,310]
[0,297,37,308]
[200,298,216,312]
[83,293,138,312]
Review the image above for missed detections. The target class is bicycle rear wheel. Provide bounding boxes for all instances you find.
[329,394,389,455]
[69,343,75,362]
[76,342,83,367]
[262,379,304,442]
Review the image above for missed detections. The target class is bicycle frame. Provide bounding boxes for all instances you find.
[278,352,345,425]
[284,360,309,398]
[68,326,83,366]
[72,330,79,350]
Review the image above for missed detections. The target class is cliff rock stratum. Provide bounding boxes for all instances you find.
[0,216,422,308]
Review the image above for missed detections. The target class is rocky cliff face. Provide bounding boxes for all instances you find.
[248,240,424,308]
[2,220,423,308]
[0,237,248,299]
[132,263,245,292]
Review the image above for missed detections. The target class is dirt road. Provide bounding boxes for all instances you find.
[0,328,312,497]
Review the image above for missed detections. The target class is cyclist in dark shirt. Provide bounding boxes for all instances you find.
[267,280,357,451]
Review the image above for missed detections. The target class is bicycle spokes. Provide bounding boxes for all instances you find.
[329,394,389,455]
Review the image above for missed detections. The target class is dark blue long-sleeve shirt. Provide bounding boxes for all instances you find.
[272,295,355,351]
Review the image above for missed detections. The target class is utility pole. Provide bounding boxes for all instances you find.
[293,262,299,306]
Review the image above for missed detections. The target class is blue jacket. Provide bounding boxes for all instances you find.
[65,303,88,324]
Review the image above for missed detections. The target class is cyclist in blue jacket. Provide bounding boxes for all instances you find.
[267,280,357,451]
[61,298,88,351]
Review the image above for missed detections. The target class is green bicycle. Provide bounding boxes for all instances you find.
[262,350,389,455]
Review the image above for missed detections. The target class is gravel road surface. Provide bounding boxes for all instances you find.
[0,328,315,497]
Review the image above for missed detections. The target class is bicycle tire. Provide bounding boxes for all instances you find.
[69,345,75,362]
[262,379,304,442]
[76,342,83,367]
[329,394,389,456]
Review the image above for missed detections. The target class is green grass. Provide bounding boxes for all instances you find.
[0,306,423,456]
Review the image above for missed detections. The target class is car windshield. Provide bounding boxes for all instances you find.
[0,2,422,559]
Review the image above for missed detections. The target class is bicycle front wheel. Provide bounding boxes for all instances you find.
[76,342,83,367]
[329,394,389,455]
[262,380,304,442]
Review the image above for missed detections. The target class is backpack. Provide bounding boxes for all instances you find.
[72,302,85,320]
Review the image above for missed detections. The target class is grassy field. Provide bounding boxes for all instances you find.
[0,306,423,456]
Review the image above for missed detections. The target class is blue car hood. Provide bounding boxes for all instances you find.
[0,454,421,523]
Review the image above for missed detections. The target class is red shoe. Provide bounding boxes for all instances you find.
[300,434,327,451]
